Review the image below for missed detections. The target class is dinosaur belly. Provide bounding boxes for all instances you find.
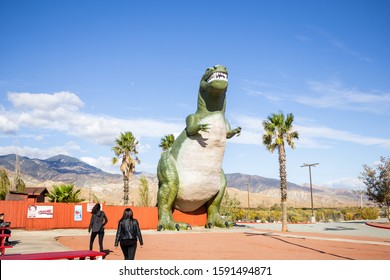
[175,114,227,212]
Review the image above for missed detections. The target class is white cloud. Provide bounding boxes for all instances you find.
[298,80,390,114]
[80,156,118,174]
[229,112,390,149]
[240,79,390,115]
[239,81,286,102]
[1,92,184,146]
[322,177,365,190]
[7,91,84,111]
[0,113,19,132]
[0,142,81,159]
[296,124,390,149]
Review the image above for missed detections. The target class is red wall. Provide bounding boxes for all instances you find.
[0,201,207,231]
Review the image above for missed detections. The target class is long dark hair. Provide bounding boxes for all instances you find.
[121,208,134,221]
[91,203,101,214]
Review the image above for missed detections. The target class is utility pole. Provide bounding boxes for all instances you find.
[301,163,319,223]
[247,183,250,209]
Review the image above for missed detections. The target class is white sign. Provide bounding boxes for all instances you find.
[27,205,54,218]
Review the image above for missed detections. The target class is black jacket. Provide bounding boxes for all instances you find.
[88,210,108,233]
[115,218,143,246]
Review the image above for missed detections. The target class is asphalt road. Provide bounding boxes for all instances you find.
[243,219,390,239]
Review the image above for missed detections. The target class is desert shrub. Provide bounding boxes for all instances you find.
[316,209,342,222]
[343,212,355,221]
[255,210,269,222]
[246,209,258,221]
[361,207,380,220]
[341,208,362,221]
[268,210,281,222]
[233,208,246,221]
[288,212,300,223]
[270,204,282,211]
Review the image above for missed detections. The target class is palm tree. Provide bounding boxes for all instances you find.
[262,111,299,232]
[159,134,175,151]
[46,184,85,203]
[112,131,140,205]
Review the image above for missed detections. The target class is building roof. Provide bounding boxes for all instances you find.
[9,187,48,196]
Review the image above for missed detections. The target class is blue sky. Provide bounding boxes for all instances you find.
[0,0,389,189]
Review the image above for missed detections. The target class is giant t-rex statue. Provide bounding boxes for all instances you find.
[157,65,241,230]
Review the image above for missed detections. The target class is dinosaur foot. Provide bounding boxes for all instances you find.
[157,221,192,231]
[206,217,234,229]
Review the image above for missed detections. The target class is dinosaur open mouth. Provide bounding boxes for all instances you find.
[206,72,228,83]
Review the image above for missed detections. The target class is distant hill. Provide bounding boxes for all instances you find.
[0,154,362,207]
[0,154,119,182]
[226,173,319,193]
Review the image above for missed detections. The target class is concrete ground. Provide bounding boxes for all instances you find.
[3,219,390,260]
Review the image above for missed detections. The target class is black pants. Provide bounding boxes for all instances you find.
[120,239,137,260]
[89,228,104,252]
[4,229,11,242]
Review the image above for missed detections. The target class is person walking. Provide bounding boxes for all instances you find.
[88,203,108,252]
[114,208,143,260]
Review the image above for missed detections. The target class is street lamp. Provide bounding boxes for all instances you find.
[301,163,319,223]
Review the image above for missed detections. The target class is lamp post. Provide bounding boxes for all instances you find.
[301,163,319,223]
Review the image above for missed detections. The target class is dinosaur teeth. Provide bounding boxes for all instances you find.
[207,72,228,83]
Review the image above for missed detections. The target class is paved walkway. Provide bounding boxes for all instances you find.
[4,220,390,260]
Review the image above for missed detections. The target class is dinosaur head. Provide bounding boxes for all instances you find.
[200,65,228,94]
[198,65,228,112]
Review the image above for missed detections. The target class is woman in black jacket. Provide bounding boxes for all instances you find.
[115,208,143,260]
[88,203,108,252]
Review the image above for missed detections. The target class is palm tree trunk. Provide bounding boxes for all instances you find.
[123,175,129,205]
[278,144,288,232]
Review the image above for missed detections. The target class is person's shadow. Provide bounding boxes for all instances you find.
[6,240,20,246]
[102,249,113,259]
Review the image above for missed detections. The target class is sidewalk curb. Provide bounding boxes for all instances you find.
[365,222,390,230]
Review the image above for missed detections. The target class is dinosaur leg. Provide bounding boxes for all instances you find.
[157,153,191,231]
[205,170,232,228]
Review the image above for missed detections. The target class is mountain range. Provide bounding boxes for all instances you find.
[0,154,363,207]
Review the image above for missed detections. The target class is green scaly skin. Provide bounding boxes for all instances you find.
[157,65,241,231]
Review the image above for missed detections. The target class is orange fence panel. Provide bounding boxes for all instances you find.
[0,201,207,231]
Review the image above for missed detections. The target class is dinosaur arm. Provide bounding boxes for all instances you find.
[185,114,210,135]
[226,121,241,139]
